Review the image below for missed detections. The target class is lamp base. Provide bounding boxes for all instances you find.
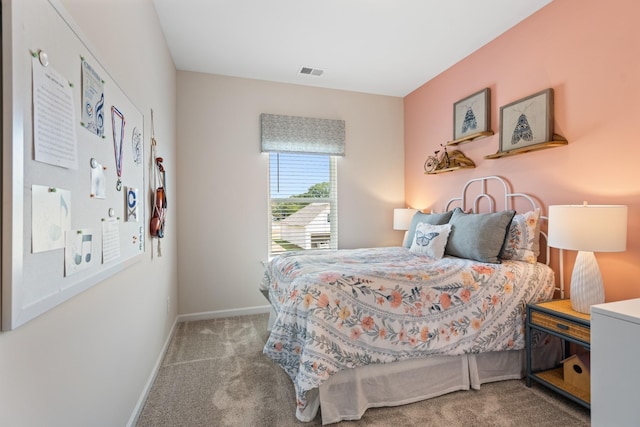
[569,251,605,314]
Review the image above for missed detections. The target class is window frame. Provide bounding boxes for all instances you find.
[268,153,338,257]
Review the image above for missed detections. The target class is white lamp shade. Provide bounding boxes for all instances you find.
[548,204,627,252]
[393,208,418,230]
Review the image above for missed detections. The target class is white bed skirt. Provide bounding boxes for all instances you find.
[268,307,561,425]
[306,346,559,425]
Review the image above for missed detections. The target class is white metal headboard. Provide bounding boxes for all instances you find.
[443,176,563,298]
[444,175,536,213]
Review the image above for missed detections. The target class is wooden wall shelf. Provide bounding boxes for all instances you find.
[485,137,568,159]
[447,131,494,146]
[425,165,475,175]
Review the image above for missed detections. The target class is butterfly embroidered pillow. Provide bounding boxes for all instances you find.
[403,210,454,248]
[409,222,452,259]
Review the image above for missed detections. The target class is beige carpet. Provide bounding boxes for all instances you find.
[136,314,590,427]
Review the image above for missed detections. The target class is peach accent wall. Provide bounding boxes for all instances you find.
[404,0,640,302]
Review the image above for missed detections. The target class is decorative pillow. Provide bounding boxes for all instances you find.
[445,208,516,263]
[404,210,454,248]
[409,223,452,259]
[500,208,541,263]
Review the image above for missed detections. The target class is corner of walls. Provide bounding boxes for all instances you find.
[175,72,405,315]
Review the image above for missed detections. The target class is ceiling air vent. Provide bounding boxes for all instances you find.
[299,66,324,77]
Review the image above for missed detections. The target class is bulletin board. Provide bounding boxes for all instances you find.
[2,0,146,330]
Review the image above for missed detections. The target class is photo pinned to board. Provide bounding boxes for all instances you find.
[89,157,107,199]
[81,58,105,138]
[125,186,139,222]
[132,126,143,165]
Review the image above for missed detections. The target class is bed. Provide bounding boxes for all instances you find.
[260,176,561,424]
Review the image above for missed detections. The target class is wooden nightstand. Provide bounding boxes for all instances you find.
[526,299,590,409]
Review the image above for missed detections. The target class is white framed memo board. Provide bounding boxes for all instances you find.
[2,0,146,330]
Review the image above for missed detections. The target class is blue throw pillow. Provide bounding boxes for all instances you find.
[444,208,515,263]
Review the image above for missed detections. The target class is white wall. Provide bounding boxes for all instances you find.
[176,72,405,315]
[0,0,177,426]
[0,3,404,423]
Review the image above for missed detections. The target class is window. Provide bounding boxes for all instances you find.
[269,153,337,256]
[260,113,345,256]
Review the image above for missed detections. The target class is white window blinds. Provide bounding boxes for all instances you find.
[262,113,342,256]
[268,153,337,256]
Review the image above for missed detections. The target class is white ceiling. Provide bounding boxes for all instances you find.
[153,0,551,97]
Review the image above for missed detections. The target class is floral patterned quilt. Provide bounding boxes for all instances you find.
[261,247,555,416]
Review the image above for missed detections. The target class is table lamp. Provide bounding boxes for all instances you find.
[548,203,628,313]
[394,208,418,246]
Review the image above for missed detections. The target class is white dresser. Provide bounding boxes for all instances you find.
[591,298,640,427]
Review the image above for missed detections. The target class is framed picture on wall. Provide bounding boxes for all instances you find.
[453,88,490,141]
[499,88,554,152]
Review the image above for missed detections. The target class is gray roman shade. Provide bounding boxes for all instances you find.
[260,113,345,156]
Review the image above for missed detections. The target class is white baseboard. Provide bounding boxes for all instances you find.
[126,316,179,427]
[177,304,271,323]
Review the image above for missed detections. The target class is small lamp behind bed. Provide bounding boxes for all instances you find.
[394,208,418,247]
[548,203,628,314]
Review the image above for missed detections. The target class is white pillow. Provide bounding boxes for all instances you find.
[409,222,452,259]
